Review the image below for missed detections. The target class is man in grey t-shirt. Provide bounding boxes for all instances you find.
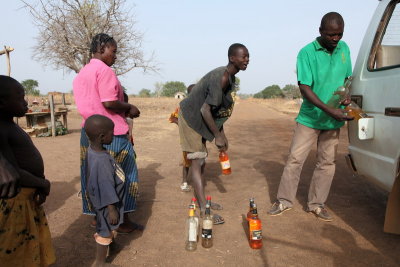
[178,43,249,224]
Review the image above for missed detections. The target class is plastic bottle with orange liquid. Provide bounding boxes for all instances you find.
[248,203,262,249]
[219,151,231,175]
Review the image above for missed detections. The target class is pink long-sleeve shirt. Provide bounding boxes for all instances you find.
[73,59,128,135]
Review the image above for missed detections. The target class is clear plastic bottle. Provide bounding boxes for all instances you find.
[327,77,353,108]
[185,206,198,251]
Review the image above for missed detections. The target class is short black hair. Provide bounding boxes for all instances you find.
[228,43,247,57]
[320,12,344,30]
[90,33,117,54]
[0,75,19,100]
[187,84,196,94]
[84,114,114,142]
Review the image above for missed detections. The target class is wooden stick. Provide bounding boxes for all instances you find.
[49,94,56,137]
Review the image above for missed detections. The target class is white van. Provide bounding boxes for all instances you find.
[347,0,400,234]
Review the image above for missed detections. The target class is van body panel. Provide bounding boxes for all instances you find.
[349,0,400,193]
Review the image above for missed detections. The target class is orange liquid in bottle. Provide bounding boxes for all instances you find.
[249,208,262,249]
[219,151,231,175]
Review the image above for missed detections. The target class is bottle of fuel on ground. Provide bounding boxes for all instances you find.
[190,197,199,228]
[247,198,255,221]
[248,203,262,249]
[219,151,231,175]
[201,203,213,248]
[185,205,198,251]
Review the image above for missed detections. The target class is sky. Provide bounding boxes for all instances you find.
[1,0,380,95]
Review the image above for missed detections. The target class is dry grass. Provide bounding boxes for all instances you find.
[245,98,301,114]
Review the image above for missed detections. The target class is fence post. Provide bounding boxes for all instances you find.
[49,94,56,137]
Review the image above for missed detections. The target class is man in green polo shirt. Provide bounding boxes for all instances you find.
[267,12,353,221]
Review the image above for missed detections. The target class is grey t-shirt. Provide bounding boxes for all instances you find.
[86,147,125,237]
[180,66,235,141]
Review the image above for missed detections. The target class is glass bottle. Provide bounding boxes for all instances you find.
[185,206,198,251]
[249,204,262,249]
[190,197,199,227]
[219,151,232,175]
[201,203,213,248]
[345,101,368,120]
[247,198,255,221]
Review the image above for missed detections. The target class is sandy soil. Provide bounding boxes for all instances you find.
[29,97,400,267]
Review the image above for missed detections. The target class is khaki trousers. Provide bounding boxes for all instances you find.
[277,123,340,210]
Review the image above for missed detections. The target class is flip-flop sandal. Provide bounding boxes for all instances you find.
[210,202,223,210]
[213,214,225,225]
[180,183,192,192]
[117,222,145,234]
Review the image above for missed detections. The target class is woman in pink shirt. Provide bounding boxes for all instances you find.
[73,33,142,233]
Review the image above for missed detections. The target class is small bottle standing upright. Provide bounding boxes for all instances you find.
[185,206,198,251]
[190,197,199,227]
[201,203,213,248]
[247,198,255,221]
[206,195,211,207]
[219,151,232,175]
[248,203,262,249]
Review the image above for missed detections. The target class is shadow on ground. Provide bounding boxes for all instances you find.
[52,163,164,266]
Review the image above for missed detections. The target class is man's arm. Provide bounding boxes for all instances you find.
[102,101,140,118]
[200,103,226,150]
[299,84,352,121]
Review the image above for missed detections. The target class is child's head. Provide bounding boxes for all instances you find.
[90,33,118,67]
[0,75,28,119]
[84,115,115,145]
[187,84,196,94]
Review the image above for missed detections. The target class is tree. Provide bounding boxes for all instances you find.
[21,79,40,96]
[22,0,158,75]
[160,81,186,97]
[153,82,164,97]
[138,89,151,98]
[254,85,284,99]
[282,84,302,99]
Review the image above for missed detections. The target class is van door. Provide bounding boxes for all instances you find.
[349,0,400,191]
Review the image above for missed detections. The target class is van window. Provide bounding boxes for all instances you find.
[369,0,400,70]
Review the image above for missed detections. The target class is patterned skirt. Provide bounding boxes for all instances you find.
[0,188,56,267]
[80,128,139,215]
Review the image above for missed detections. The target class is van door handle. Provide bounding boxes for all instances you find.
[385,107,400,117]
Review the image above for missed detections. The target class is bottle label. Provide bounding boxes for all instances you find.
[201,229,212,239]
[251,229,262,240]
[188,221,197,242]
[220,160,231,170]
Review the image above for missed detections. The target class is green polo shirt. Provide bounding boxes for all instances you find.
[296,38,352,130]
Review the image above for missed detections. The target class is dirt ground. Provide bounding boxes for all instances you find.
[29,97,400,267]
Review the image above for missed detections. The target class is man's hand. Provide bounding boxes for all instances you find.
[107,205,119,225]
[215,134,227,151]
[33,189,47,206]
[0,155,20,199]
[327,107,354,121]
[127,104,140,119]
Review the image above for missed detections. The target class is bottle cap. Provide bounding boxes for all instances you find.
[191,197,196,202]
[206,196,211,200]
